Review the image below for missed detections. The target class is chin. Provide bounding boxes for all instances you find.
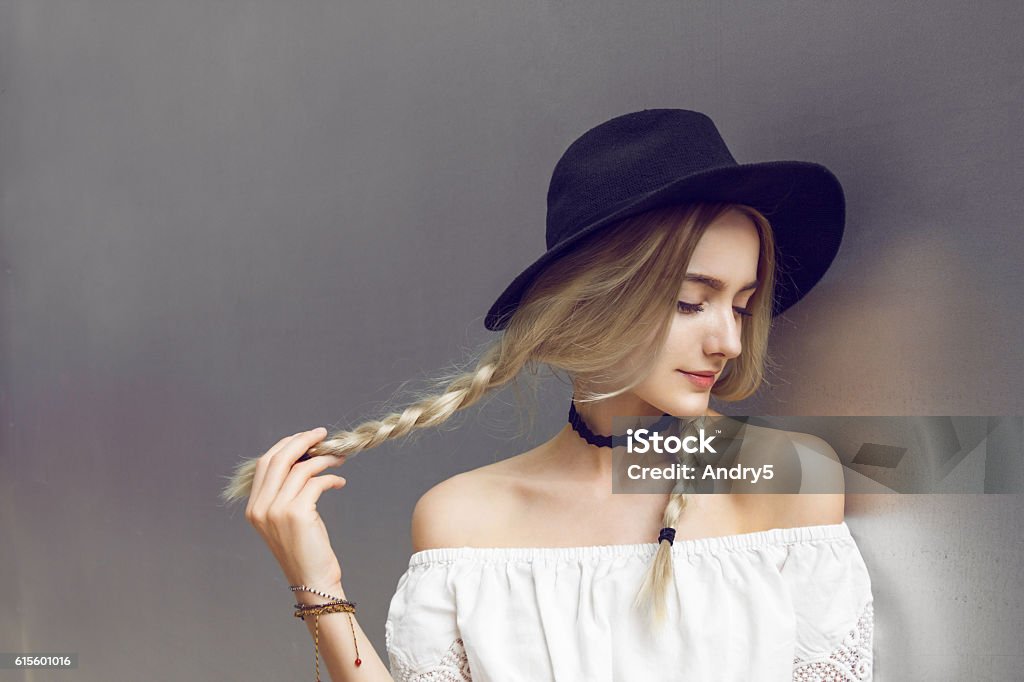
[647,392,710,418]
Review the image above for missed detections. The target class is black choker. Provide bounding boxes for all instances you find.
[568,402,675,448]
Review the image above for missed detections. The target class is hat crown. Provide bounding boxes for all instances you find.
[545,109,737,248]
[483,107,845,332]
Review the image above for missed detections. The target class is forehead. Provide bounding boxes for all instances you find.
[678,214,761,295]
[686,211,760,275]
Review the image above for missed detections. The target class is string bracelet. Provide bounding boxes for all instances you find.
[290,584,361,680]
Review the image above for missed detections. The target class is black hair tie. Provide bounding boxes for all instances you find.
[658,527,676,546]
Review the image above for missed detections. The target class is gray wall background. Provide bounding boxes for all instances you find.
[1,1,1022,680]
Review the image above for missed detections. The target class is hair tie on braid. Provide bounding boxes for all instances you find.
[658,527,676,546]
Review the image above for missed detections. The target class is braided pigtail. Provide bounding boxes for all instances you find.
[220,340,521,504]
[632,416,707,628]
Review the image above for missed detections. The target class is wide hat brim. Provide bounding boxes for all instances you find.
[484,160,845,331]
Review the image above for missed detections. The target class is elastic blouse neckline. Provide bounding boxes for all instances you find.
[407,521,852,566]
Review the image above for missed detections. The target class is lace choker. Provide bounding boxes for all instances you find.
[567,402,675,448]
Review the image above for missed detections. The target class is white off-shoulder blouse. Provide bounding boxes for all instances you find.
[385,521,874,682]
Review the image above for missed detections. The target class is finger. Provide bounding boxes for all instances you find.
[296,431,333,463]
[251,428,322,512]
[251,428,328,513]
[245,431,306,519]
[292,473,347,513]
[247,433,298,510]
[274,452,346,505]
[250,429,309,493]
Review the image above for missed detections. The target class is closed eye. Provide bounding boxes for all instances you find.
[678,301,754,317]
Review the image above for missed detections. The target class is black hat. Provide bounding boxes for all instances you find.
[484,109,846,331]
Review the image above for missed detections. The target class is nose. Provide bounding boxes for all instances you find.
[703,306,743,360]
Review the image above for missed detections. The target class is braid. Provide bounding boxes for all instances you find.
[632,416,706,628]
[220,343,512,504]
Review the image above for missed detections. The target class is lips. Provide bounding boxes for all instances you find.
[678,369,717,390]
[680,369,719,377]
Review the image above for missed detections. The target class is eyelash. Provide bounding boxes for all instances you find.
[677,301,754,318]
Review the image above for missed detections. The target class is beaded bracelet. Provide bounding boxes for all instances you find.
[290,584,352,604]
[290,585,362,680]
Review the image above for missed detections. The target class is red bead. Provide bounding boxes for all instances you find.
[355,658,362,666]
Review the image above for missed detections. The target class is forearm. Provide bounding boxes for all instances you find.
[293,583,394,681]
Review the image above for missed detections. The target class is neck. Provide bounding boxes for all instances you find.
[570,392,666,435]
[550,393,683,482]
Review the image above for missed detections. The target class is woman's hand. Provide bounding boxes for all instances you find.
[245,428,348,591]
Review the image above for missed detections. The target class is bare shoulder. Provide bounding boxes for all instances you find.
[410,458,523,553]
[411,470,487,553]
[786,430,841,464]
[709,408,845,527]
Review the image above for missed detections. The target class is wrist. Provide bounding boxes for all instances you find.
[289,582,347,605]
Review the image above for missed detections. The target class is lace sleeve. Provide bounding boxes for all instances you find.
[389,638,472,682]
[792,601,874,681]
[386,561,473,681]
[778,524,875,681]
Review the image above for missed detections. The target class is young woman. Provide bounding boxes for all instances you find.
[223,109,874,681]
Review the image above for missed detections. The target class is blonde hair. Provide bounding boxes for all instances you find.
[221,201,777,626]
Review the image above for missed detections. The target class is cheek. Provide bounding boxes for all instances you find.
[665,317,700,352]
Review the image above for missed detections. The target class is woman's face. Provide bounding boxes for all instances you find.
[630,209,762,417]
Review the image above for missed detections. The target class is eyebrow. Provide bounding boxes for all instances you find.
[684,273,760,293]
